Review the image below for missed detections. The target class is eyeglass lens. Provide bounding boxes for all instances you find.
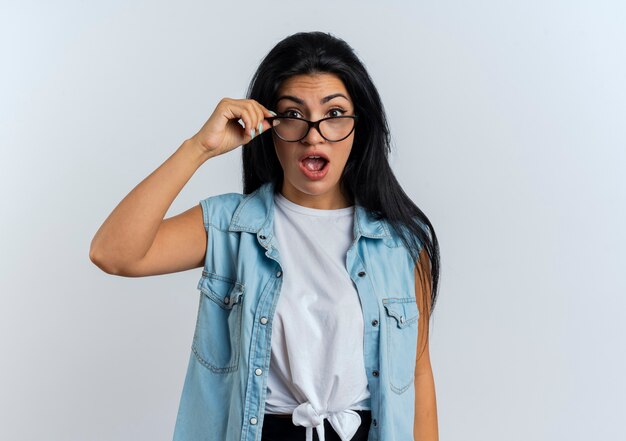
[272,117,354,142]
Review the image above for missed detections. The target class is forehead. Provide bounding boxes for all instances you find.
[277,73,351,100]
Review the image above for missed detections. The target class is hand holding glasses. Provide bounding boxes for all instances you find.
[188,98,358,162]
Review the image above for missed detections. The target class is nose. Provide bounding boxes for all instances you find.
[301,122,326,145]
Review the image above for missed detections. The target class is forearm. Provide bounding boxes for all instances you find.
[89,139,213,273]
[413,370,439,440]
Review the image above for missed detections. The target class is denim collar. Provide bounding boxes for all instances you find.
[229,181,393,246]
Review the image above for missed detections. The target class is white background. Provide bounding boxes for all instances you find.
[1,1,625,440]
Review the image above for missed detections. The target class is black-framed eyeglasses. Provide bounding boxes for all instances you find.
[265,115,358,142]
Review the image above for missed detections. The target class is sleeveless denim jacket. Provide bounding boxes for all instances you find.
[172,181,422,441]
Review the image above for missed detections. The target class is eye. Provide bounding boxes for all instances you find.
[328,108,347,117]
[281,109,303,119]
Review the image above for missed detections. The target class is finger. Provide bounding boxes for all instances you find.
[256,103,277,133]
[244,101,260,137]
[239,108,255,139]
[251,102,265,135]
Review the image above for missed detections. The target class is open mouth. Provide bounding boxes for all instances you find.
[298,155,330,180]
[301,156,329,172]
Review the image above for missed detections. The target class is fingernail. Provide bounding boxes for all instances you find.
[250,129,256,138]
[269,111,277,116]
[258,122,263,134]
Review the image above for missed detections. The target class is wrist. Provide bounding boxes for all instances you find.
[179,137,216,167]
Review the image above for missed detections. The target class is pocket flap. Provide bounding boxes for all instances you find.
[383,298,419,328]
[197,272,245,309]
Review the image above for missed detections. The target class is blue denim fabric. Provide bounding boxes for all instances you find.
[172,181,422,441]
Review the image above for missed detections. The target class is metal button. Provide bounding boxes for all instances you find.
[358,271,366,277]
[255,368,263,376]
[250,417,258,425]
[372,419,378,427]
[259,235,266,240]
[223,296,230,304]
[276,270,282,278]
[372,370,379,377]
[260,317,268,325]
[371,319,379,327]
[400,316,405,324]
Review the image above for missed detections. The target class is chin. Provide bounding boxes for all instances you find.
[289,176,335,195]
[301,176,338,189]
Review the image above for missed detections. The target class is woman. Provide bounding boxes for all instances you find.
[90,31,440,441]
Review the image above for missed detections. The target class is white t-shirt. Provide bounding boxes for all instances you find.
[264,191,371,441]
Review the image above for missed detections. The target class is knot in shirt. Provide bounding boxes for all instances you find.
[291,402,362,441]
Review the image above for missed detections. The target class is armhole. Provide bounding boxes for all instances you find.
[199,197,211,232]
[199,197,211,270]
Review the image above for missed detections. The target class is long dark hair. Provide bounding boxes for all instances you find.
[242,31,440,354]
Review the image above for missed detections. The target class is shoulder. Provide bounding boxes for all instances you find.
[199,192,246,231]
[383,217,428,252]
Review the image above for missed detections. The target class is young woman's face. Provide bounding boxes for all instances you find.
[272,72,355,209]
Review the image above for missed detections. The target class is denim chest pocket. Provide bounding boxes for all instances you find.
[192,272,245,373]
[383,297,419,394]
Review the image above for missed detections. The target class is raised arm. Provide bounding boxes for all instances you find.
[89,140,212,277]
[89,98,276,277]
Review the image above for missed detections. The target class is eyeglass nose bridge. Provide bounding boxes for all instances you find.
[300,119,326,141]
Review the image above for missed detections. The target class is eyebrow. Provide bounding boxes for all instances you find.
[276,93,350,105]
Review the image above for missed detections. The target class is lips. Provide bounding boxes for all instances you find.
[298,151,330,163]
[298,155,330,180]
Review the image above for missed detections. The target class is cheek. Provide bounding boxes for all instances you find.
[273,141,292,169]
[338,142,354,165]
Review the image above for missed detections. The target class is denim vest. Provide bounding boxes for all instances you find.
[172,181,422,441]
